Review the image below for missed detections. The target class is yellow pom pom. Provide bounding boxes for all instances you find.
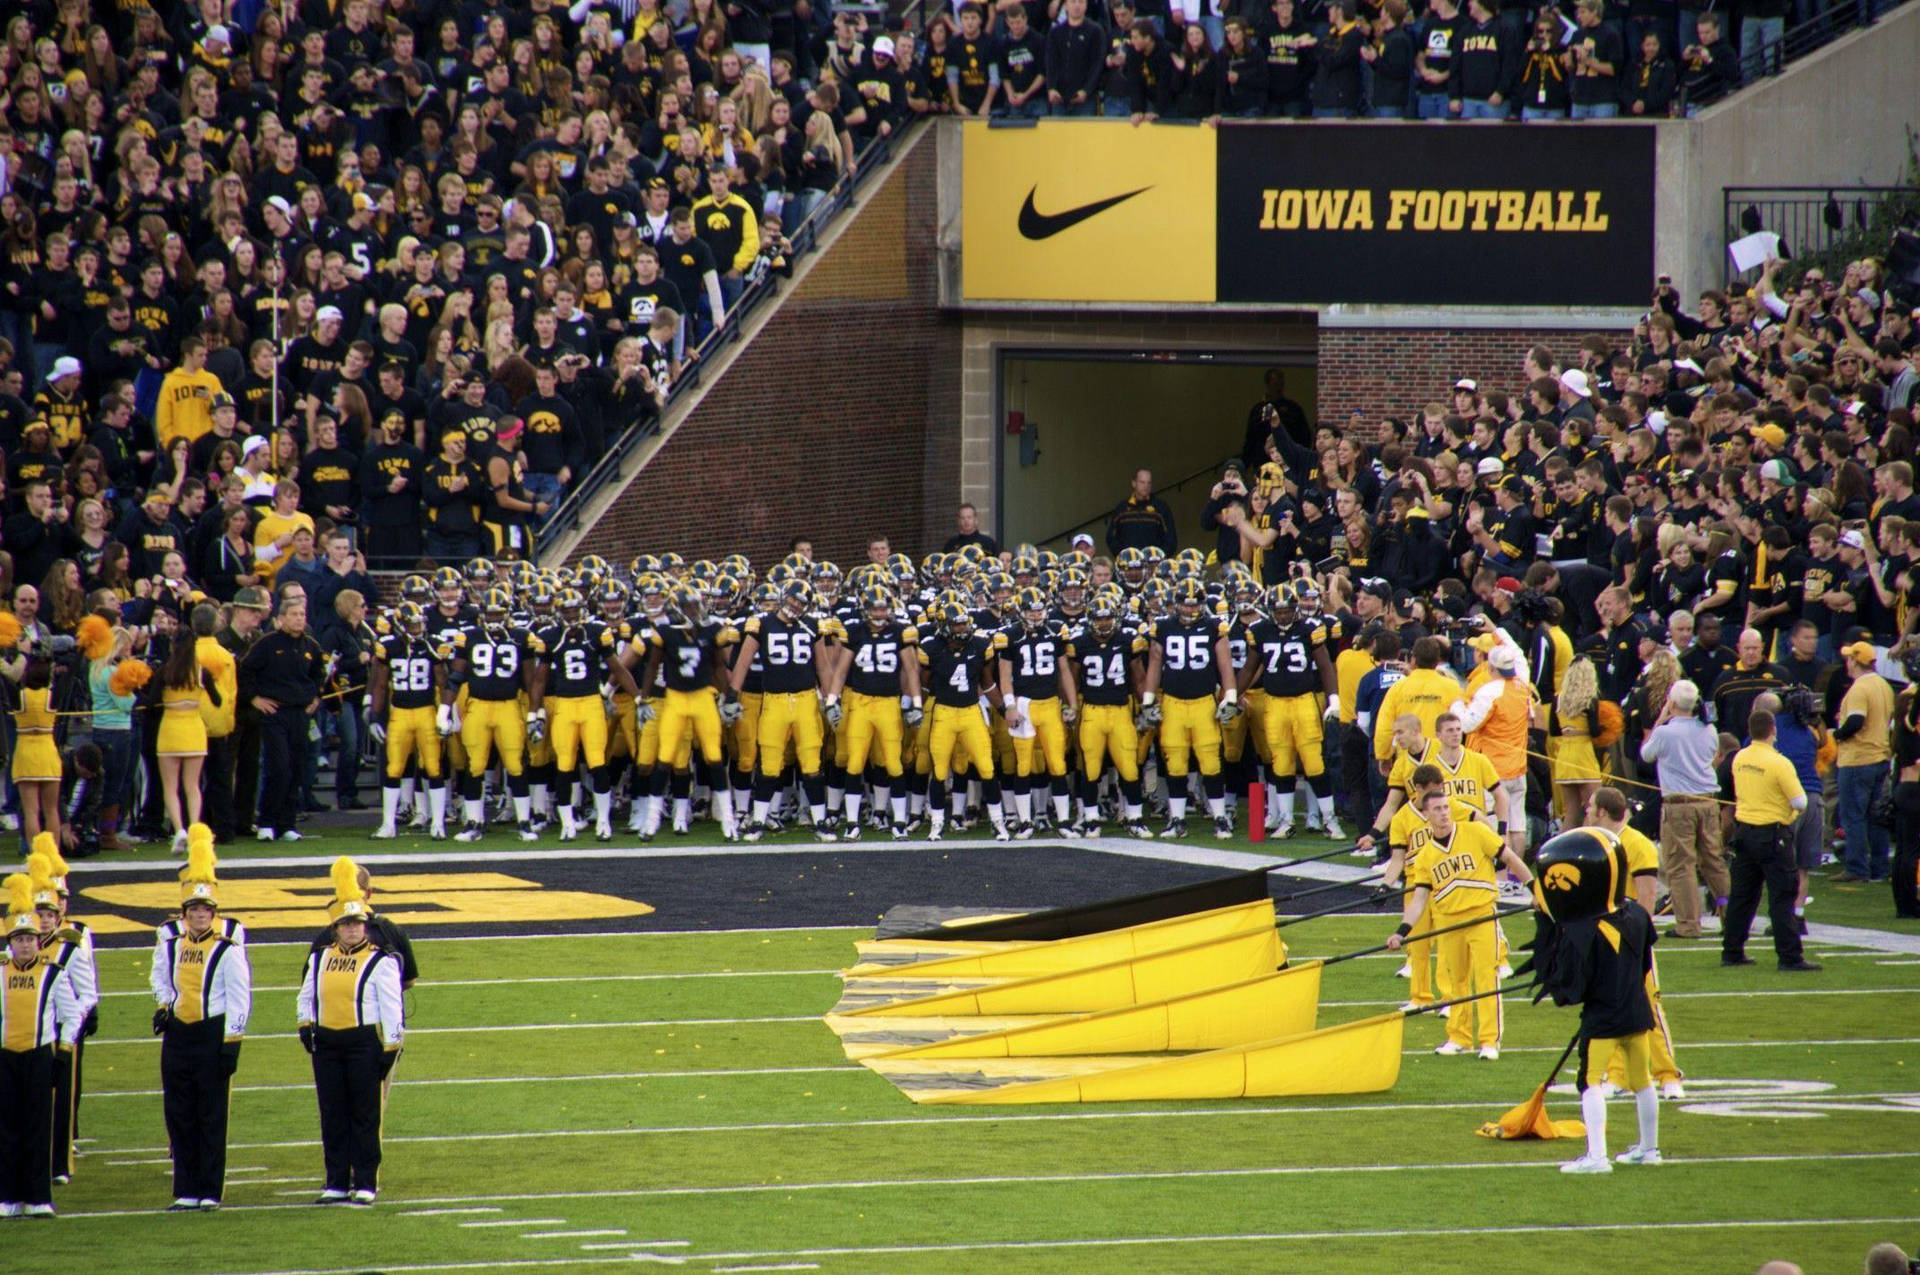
[0,613,20,649]
[78,614,115,661]
[110,660,154,697]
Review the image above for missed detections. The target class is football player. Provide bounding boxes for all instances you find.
[825,584,921,839]
[999,587,1074,839]
[1242,582,1342,840]
[631,582,739,839]
[916,599,1010,841]
[1140,579,1236,839]
[443,586,544,842]
[535,588,639,841]
[1064,591,1153,838]
[727,580,836,841]
[368,602,449,839]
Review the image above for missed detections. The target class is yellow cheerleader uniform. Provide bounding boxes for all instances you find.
[158,681,210,758]
[1549,704,1603,786]
[11,685,63,781]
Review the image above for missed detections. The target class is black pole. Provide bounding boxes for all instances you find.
[1273,872,1382,906]
[1316,905,1535,969]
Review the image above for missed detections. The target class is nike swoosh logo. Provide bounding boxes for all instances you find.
[1017,185,1152,240]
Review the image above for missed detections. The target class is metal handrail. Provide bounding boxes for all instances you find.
[1721,184,1920,281]
[538,124,913,556]
[1028,455,1236,552]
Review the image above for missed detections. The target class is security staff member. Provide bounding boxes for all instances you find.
[1726,709,1821,972]
[150,832,252,1211]
[298,881,405,1206]
[30,844,99,1186]
[3,874,83,1219]
[238,597,329,842]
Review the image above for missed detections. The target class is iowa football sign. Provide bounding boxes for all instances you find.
[959,120,1653,307]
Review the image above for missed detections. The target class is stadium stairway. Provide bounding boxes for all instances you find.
[537,122,960,569]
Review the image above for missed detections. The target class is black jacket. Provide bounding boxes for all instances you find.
[1045,19,1108,103]
[1310,22,1365,110]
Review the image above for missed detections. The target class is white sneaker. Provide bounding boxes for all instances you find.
[1478,1046,1500,1061]
[197,1199,220,1210]
[1660,1080,1687,1100]
[1497,963,1514,980]
[348,1189,376,1206]
[1615,1145,1663,1165]
[279,829,303,842]
[171,829,189,854]
[1433,1041,1467,1056]
[0,1204,19,1217]
[1395,963,1412,979]
[1560,1154,1613,1174]
[167,1197,200,1212]
[256,828,277,842]
[21,1203,53,1218]
[371,824,397,840]
[315,1189,349,1205]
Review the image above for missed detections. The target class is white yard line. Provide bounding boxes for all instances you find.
[400,1207,503,1217]
[522,1230,628,1240]
[98,971,839,998]
[458,1218,568,1228]
[63,1150,1920,1223]
[692,1215,1920,1265]
[86,1016,822,1047]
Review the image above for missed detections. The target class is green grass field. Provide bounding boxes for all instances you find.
[47,832,1920,1275]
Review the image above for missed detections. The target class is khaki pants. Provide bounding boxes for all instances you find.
[1659,797,1730,934]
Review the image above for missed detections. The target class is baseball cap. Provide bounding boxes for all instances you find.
[233,586,271,611]
[316,305,345,324]
[242,435,269,457]
[1495,575,1524,594]
[210,392,235,411]
[1753,424,1788,449]
[1640,618,1668,646]
[1475,457,1504,477]
[50,356,82,381]
[1360,578,1392,601]
[1559,369,1592,399]
[1839,529,1867,550]
[265,195,294,219]
[1499,475,1530,500]
[1070,532,1094,549]
[872,35,896,57]
[1841,640,1878,664]
[1758,458,1792,484]
[1488,645,1518,674]
[1453,378,1478,393]
[205,24,231,45]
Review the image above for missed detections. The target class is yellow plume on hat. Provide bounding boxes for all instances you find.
[179,826,220,909]
[4,873,36,937]
[27,848,65,911]
[328,857,368,923]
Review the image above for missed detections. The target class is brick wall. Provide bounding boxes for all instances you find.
[574,136,960,569]
[1317,325,1633,429]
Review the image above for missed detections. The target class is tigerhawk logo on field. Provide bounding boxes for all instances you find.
[1255,189,1613,233]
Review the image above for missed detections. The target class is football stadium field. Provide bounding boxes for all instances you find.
[57,831,1920,1275]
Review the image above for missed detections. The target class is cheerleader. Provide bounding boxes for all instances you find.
[1550,656,1605,827]
[11,660,64,847]
[155,627,224,851]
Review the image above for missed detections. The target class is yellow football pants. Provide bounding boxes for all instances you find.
[549,695,609,773]
[757,690,824,777]
[1585,1031,1653,1092]
[1264,693,1326,776]
[842,689,905,777]
[1159,694,1222,778]
[1078,704,1140,782]
[1011,698,1069,778]
[929,703,995,782]
[385,705,442,780]
[461,697,525,776]
[660,686,725,769]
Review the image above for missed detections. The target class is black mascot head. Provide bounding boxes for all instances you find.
[1534,827,1629,924]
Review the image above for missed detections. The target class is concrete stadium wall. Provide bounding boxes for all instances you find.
[1654,1,1920,298]
[579,135,963,568]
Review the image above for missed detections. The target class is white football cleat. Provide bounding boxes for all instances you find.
[1560,1154,1613,1174]
[1615,1145,1663,1165]
[371,824,397,840]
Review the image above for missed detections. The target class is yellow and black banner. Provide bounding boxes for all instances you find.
[960,121,1653,307]
[962,122,1216,302]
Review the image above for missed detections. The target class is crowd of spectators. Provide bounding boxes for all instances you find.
[1159,255,1920,919]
